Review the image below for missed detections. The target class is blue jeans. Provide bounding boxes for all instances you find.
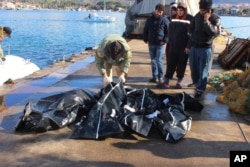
[148,44,165,79]
[189,47,212,92]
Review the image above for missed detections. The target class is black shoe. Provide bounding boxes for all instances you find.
[194,91,203,100]
[157,83,170,89]
[148,78,158,83]
[175,83,182,89]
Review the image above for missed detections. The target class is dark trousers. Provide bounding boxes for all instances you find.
[165,46,188,80]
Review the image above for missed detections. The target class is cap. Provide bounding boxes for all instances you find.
[199,0,213,10]
[177,2,187,9]
[171,3,178,10]
[3,27,12,37]
[109,41,122,59]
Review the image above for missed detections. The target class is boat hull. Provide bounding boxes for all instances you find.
[0,55,40,85]
[83,13,116,23]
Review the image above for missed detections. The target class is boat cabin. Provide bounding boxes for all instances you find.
[123,0,199,39]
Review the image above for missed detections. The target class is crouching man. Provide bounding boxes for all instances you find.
[95,34,132,87]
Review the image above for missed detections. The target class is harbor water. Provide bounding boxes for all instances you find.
[0,10,125,69]
[0,9,250,69]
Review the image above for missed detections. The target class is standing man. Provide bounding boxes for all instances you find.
[167,2,178,21]
[159,2,193,89]
[143,3,169,83]
[164,2,177,79]
[95,34,132,87]
[188,0,221,99]
[0,26,12,61]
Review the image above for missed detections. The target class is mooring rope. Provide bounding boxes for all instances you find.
[224,25,250,29]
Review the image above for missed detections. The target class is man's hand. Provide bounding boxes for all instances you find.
[184,48,190,54]
[160,41,165,45]
[118,75,126,83]
[118,72,126,83]
[103,76,112,84]
[203,10,211,21]
[103,73,112,84]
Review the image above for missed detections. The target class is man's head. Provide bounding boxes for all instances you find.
[177,2,187,17]
[199,0,213,10]
[154,3,165,18]
[177,2,187,11]
[170,3,177,15]
[199,0,213,17]
[109,41,122,59]
[3,27,12,38]
[0,26,11,43]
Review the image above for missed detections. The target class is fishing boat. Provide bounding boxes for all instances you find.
[83,0,115,23]
[123,0,199,38]
[0,55,40,85]
[83,12,116,23]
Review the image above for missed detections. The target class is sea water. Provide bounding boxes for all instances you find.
[0,10,125,69]
[1,9,250,69]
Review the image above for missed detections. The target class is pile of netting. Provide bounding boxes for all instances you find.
[208,68,250,114]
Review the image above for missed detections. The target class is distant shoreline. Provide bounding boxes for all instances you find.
[219,14,250,17]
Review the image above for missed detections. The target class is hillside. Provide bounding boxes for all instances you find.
[213,0,250,4]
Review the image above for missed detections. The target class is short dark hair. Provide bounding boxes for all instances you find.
[155,3,165,11]
[109,41,122,59]
[3,27,12,37]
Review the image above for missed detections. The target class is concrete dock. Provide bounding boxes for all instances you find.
[0,38,250,167]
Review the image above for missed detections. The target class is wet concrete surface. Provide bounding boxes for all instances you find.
[0,38,250,167]
[0,55,95,108]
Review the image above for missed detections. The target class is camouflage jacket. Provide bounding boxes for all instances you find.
[95,34,132,75]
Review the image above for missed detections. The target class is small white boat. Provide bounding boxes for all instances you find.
[0,55,40,85]
[83,12,116,23]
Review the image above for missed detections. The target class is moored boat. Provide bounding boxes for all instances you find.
[83,12,116,23]
[0,55,40,85]
[123,0,199,39]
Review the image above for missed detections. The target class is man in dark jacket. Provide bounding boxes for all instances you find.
[188,0,221,99]
[143,3,169,83]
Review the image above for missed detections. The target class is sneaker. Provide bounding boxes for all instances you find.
[157,83,170,89]
[194,91,203,100]
[175,83,182,89]
[187,83,196,88]
[158,78,164,83]
[148,78,158,83]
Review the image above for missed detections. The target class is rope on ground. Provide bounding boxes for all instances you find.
[232,111,250,149]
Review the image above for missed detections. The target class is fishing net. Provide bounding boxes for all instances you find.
[216,68,250,114]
